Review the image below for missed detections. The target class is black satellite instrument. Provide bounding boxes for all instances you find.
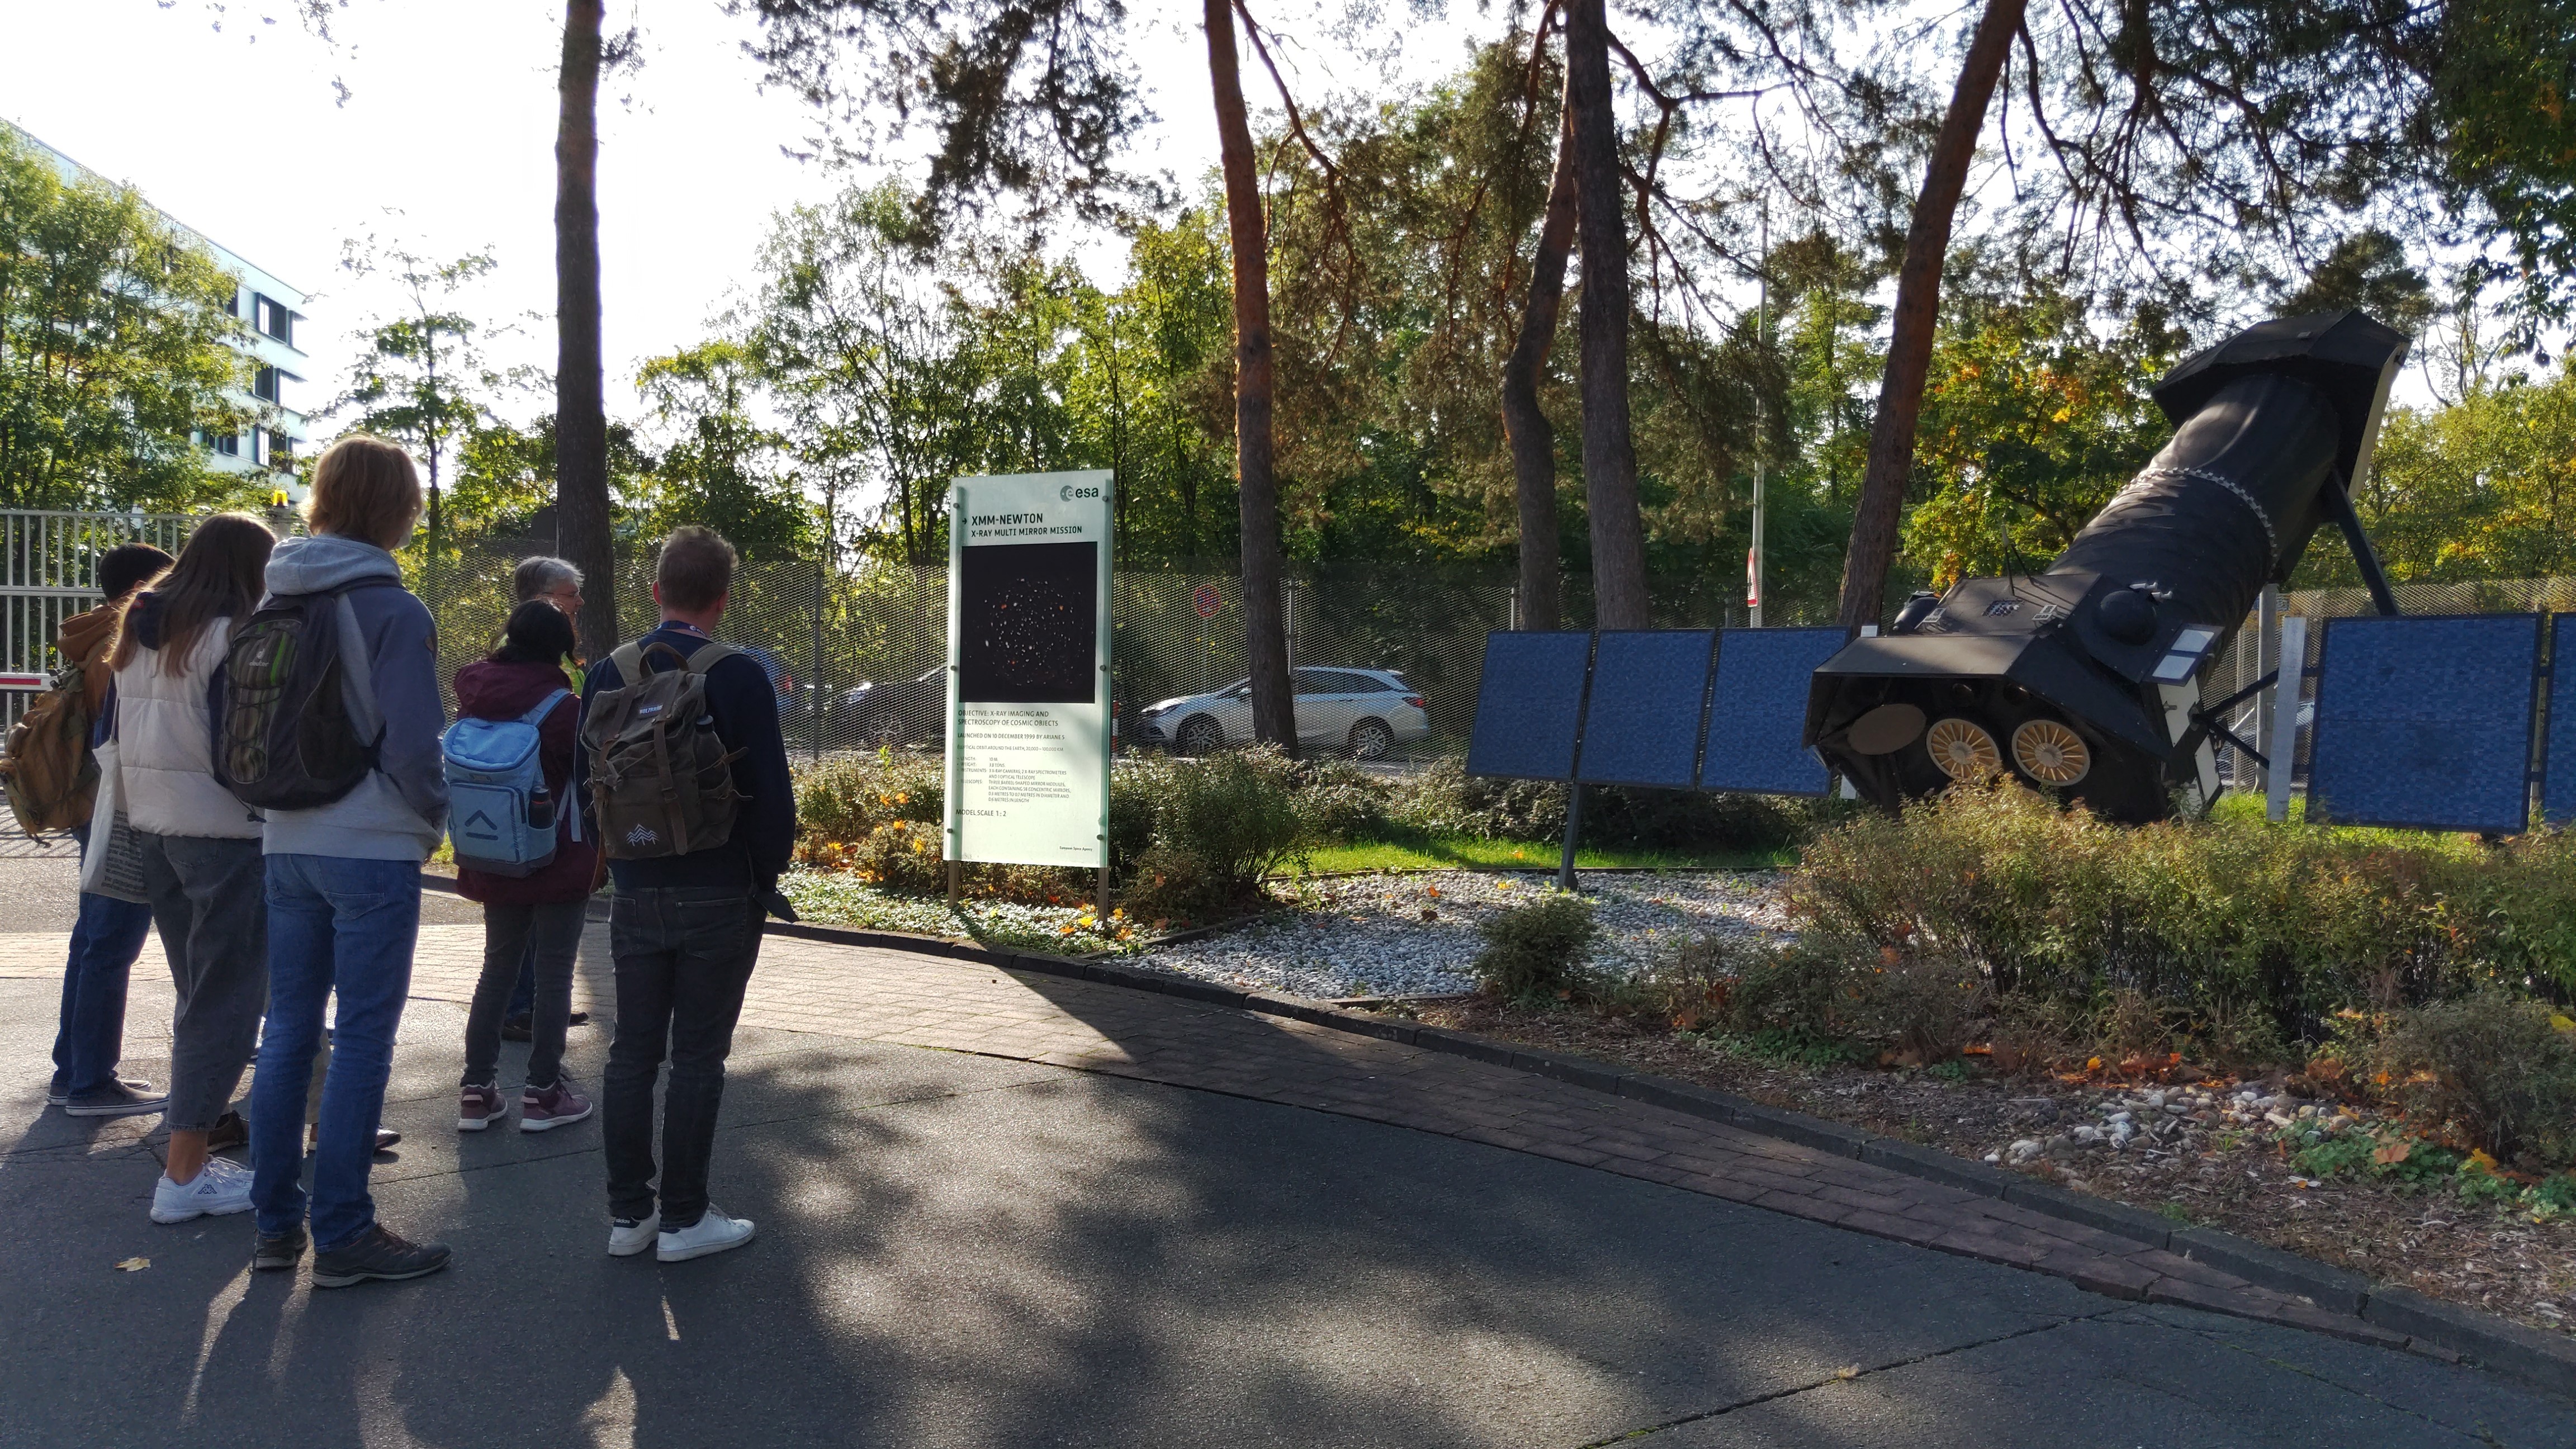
[1802,310,2410,823]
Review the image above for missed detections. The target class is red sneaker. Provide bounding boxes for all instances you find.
[457,1081,508,1132]
[520,1076,594,1133]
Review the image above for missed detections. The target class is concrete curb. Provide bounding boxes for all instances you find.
[760,917,2576,1401]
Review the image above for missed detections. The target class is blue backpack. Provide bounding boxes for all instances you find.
[442,689,579,876]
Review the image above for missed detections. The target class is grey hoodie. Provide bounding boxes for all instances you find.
[257,533,449,861]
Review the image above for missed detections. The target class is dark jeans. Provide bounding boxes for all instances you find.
[136,833,268,1133]
[465,899,585,1090]
[508,943,537,1018]
[51,833,153,1098]
[604,886,761,1230]
[251,854,421,1251]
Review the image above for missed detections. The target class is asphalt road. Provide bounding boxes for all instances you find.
[2,970,2569,1447]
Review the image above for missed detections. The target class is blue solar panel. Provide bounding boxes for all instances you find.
[1576,631,1716,788]
[2309,614,2539,833]
[1701,627,1851,795]
[1465,631,1593,781]
[2542,615,2576,825]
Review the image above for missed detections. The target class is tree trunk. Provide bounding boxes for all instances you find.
[1835,0,2027,627]
[1500,93,1579,634]
[1206,0,1296,754]
[1564,0,1650,630]
[556,0,617,660]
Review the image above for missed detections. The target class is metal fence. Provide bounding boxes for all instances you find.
[7,506,2574,852]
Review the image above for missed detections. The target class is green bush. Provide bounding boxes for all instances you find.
[1472,894,1598,1004]
[1385,755,1830,851]
[793,751,944,864]
[1787,780,2576,1035]
[1122,845,1229,925]
[1290,758,1393,842]
[1125,746,1309,903]
[1388,756,1566,840]
[1720,933,1989,1065]
[2373,992,2576,1167]
[847,820,945,895]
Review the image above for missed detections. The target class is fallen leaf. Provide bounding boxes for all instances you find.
[2373,1139,2412,1166]
[1832,1365,1860,1381]
[114,1257,149,1272]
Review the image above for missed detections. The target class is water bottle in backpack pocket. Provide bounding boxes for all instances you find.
[442,689,579,875]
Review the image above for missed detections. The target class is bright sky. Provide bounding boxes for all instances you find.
[2,0,1464,434]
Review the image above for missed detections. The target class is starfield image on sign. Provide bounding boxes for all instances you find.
[959,540,1099,703]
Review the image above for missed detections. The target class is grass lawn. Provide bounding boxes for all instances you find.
[1289,834,1794,875]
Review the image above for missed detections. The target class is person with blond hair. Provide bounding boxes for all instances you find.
[244,434,453,1287]
[107,516,274,1223]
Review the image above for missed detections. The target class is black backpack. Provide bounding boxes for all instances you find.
[217,586,382,811]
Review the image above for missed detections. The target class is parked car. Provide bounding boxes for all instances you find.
[1135,667,1431,759]
[826,666,946,748]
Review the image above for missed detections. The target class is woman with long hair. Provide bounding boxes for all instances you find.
[453,598,598,1133]
[108,512,274,1224]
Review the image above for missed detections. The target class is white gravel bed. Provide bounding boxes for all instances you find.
[1139,869,1793,1001]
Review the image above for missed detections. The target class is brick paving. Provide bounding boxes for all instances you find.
[0,922,2427,1358]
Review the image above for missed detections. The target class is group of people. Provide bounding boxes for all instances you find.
[39,433,795,1286]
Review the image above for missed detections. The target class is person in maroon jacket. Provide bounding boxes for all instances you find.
[453,601,601,1132]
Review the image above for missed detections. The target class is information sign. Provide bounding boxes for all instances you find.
[944,471,1114,868]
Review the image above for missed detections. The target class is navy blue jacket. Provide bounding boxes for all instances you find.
[576,622,795,893]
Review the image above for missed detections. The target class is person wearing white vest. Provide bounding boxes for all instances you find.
[107,513,275,1226]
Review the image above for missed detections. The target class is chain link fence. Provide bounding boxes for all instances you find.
[6,507,2573,854]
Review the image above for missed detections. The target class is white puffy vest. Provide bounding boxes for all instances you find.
[113,619,263,840]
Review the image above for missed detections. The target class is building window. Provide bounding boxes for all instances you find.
[207,427,239,457]
[253,293,293,346]
[221,288,239,317]
[258,429,292,467]
[253,365,280,404]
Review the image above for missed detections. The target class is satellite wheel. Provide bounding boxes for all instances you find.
[1925,717,2003,783]
[2011,718,2092,787]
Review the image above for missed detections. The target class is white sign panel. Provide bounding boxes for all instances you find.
[944,471,1114,868]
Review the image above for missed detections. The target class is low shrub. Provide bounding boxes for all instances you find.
[793,751,945,865]
[846,820,945,895]
[1472,894,1598,1005]
[1389,756,1566,840]
[1291,758,1393,842]
[1121,845,1230,926]
[1385,755,1831,853]
[1634,932,1742,1030]
[1787,780,2576,1038]
[2371,992,2576,1167]
[1125,745,1309,904]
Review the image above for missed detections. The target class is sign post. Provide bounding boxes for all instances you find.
[944,471,1115,908]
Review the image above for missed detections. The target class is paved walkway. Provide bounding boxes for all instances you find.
[1,920,2569,1446]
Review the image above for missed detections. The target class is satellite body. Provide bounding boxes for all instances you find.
[1803,311,2410,822]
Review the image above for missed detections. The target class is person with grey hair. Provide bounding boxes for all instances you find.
[514,556,583,613]
[499,555,592,1041]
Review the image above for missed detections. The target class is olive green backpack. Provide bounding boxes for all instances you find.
[581,638,745,859]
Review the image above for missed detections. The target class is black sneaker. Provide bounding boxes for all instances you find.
[252,1225,307,1271]
[311,1225,451,1289]
[499,1014,534,1043]
[567,1011,590,1028]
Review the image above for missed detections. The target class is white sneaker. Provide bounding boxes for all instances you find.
[151,1158,254,1224]
[656,1207,754,1262]
[608,1211,660,1257]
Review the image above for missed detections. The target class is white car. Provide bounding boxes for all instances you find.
[1137,667,1432,760]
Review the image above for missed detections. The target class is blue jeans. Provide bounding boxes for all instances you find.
[51,862,153,1098]
[250,854,422,1250]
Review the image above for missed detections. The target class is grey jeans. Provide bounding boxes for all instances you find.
[465,898,586,1090]
[136,832,268,1133]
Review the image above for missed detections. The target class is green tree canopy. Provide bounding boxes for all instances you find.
[0,125,258,511]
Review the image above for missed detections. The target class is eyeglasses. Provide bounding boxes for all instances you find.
[543,588,583,609]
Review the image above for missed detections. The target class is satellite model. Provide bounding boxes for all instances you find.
[1802,310,2409,823]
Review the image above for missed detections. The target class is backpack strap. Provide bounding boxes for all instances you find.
[608,641,648,686]
[517,687,573,729]
[682,641,741,676]
[328,588,385,746]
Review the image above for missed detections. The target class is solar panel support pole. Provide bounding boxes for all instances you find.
[2319,476,2401,618]
[1557,785,1583,892]
[2267,613,2307,822]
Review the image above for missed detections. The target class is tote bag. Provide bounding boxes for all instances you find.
[77,739,149,905]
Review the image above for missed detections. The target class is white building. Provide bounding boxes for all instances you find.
[6,121,311,495]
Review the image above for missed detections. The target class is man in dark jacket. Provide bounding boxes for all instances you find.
[577,526,793,1263]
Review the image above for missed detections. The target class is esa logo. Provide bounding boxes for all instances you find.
[1059,482,1102,501]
